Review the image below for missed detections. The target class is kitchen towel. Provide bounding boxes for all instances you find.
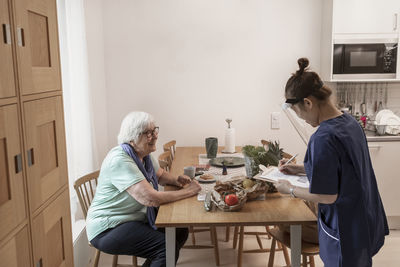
[223,128,235,153]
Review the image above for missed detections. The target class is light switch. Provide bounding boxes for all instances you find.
[271,112,280,129]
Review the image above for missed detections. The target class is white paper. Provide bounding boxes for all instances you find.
[258,166,309,188]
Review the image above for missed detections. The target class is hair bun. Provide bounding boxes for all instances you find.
[296,57,309,75]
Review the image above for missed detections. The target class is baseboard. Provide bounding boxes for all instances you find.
[388,216,400,230]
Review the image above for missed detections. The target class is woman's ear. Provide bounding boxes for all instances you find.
[303,97,313,111]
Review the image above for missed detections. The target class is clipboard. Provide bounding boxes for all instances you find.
[254,166,310,188]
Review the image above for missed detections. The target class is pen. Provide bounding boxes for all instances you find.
[282,153,298,166]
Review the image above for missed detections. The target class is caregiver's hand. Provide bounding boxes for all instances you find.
[275,179,293,195]
[278,159,305,175]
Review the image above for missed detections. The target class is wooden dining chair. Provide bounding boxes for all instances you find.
[163,140,176,160]
[267,227,319,267]
[74,171,140,267]
[232,226,290,267]
[158,151,173,171]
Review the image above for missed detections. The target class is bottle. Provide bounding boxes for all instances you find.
[222,163,228,175]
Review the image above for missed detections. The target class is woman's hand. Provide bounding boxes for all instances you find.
[275,180,293,195]
[176,175,192,187]
[184,180,201,195]
[278,159,305,175]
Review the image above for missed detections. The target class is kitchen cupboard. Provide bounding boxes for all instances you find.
[320,0,400,82]
[368,141,400,229]
[0,0,17,99]
[333,0,400,34]
[0,0,73,266]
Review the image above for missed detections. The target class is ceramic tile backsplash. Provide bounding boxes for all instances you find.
[332,82,400,117]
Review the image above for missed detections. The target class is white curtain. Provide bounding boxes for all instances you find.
[57,0,99,238]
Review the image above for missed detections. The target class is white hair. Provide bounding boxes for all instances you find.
[117,111,155,144]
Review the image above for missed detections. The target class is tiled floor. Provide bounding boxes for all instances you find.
[96,227,400,267]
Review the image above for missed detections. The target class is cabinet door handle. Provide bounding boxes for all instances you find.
[17,27,24,47]
[2,24,11,44]
[14,154,22,173]
[394,13,398,31]
[368,144,381,149]
[27,148,34,166]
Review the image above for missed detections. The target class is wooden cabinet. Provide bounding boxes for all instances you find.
[13,0,61,95]
[368,141,400,228]
[333,0,400,34]
[32,190,73,267]
[0,226,31,267]
[0,104,26,241]
[0,0,17,99]
[0,0,73,266]
[24,96,68,211]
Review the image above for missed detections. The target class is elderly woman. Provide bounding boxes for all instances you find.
[86,111,201,267]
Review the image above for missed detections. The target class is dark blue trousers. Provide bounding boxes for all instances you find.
[90,221,188,267]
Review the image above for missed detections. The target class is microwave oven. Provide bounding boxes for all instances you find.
[332,40,398,80]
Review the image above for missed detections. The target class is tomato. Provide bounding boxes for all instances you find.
[224,194,239,206]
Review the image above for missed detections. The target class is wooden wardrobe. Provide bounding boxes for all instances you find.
[0,0,73,266]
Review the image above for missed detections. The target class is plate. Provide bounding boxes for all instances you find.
[196,175,216,183]
[209,157,245,167]
[375,109,394,125]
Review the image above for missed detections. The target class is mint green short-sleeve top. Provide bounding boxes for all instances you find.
[86,146,160,241]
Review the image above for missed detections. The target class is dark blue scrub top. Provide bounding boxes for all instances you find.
[304,112,389,267]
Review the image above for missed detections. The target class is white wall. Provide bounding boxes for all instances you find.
[101,0,323,160]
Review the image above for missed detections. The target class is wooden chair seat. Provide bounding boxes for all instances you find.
[267,227,319,267]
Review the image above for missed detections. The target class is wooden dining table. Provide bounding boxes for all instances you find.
[155,147,317,267]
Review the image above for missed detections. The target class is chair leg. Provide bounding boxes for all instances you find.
[255,234,263,249]
[211,226,220,266]
[310,255,315,267]
[92,249,101,267]
[189,226,196,245]
[225,226,230,242]
[302,254,307,267]
[267,238,277,267]
[237,226,244,267]
[112,255,118,267]
[132,255,138,267]
[233,226,239,249]
[281,243,291,267]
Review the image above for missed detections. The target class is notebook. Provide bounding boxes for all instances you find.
[256,166,309,188]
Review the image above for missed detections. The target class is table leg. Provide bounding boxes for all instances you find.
[166,227,176,267]
[290,224,302,267]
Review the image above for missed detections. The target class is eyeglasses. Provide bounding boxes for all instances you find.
[141,127,159,138]
[282,98,303,110]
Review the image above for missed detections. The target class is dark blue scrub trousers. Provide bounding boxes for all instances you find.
[90,221,188,267]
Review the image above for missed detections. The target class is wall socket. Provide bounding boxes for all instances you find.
[271,112,280,129]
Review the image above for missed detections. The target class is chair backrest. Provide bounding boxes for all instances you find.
[158,159,170,172]
[74,170,100,219]
[261,139,295,163]
[163,140,176,160]
[158,150,172,171]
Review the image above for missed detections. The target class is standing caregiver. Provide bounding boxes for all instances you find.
[276,58,389,267]
[86,111,201,267]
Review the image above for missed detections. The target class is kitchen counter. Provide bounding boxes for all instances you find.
[365,130,400,142]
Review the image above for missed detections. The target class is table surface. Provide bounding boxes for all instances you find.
[155,146,317,228]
